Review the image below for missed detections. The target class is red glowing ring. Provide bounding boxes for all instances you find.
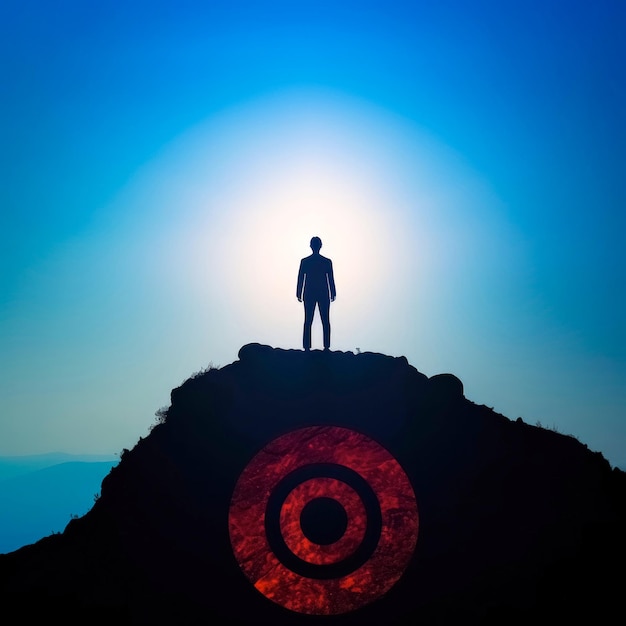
[228,425,419,615]
[279,477,366,565]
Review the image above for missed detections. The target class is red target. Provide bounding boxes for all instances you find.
[228,426,419,615]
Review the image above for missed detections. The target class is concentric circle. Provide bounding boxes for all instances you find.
[228,426,419,615]
[264,462,382,580]
[280,478,365,564]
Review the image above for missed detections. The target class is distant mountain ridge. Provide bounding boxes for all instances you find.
[0,453,117,481]
[1,344,624,624]
[0,459,117,554]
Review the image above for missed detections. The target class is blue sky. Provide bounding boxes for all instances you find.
[1,1,624,466]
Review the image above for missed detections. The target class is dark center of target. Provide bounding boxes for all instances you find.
[300,497,348,545]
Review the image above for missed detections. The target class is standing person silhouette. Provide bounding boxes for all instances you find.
[297,236,336,351]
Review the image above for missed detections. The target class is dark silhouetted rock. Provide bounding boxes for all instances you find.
[1,344,624,625]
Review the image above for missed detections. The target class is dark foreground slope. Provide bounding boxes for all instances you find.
[1,344,624,625]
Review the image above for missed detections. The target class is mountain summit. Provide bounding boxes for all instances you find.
[1,344,624,624]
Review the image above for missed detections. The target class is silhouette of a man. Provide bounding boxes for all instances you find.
[297,236,336,351]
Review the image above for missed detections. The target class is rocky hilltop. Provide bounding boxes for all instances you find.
[1,344,624,624]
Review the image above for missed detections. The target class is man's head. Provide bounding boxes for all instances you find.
[310,236,322,252]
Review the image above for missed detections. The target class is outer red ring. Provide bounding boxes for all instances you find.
[228,425,419,615]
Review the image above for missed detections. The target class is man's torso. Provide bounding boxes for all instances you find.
[301,254,332,300]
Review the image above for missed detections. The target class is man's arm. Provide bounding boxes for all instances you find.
[327,259,336,301]
[296,260,305,301]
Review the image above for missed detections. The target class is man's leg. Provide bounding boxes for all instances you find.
[303,299,316,350]
[319,298,331,349]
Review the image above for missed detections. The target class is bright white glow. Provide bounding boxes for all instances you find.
[114,88,508,358]
[205,131,409,352]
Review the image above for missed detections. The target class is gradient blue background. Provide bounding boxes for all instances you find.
[1,1,624,473]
